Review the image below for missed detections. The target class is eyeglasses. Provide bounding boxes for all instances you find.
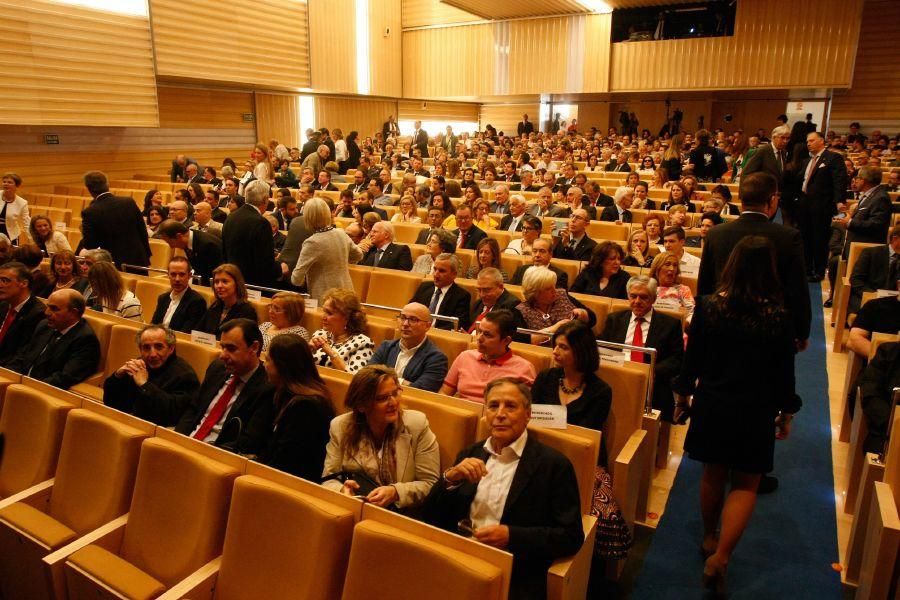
[375,387,402,403]
[397,314,425,325]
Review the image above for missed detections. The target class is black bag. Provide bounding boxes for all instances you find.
[321,470,379,497]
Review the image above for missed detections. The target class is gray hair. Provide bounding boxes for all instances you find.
[567,186,583,199]
[495,183,510,195]
[626,275,658,297]
[857,166,882,187]
[136,324,176,347]
[521,266,557,301]
[373,220,394,240]
[614,185,634,204]
[82,248,113,263]
[485,377,532,409]
[434,252,460,274]
[244,180,271,208]
[771,125,791,138]
[303,198,333,230]
[477,267,504,287]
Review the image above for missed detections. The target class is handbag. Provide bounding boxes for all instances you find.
[321,470,380,497]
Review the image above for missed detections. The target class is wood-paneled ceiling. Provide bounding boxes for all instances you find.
[440,0,712,20]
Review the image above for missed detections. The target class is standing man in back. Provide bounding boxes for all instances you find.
[222,180,285,288]
[79,171,151,269]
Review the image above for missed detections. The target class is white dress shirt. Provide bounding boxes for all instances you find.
[624,310,652,359]
[394,337,426,383]
[469,430,528,528]
[679,251,701,278]
[162,288,186,327]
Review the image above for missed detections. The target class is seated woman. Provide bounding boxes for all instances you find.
[260,291,310,352]
[649,251,695,324]
[515,266,595,345]
[197,263,258,337]
[259,334,335,481]
[504,215,543,256]
[687,211,723,248]
[709,184,739,216]
[391,194,421,224]
[660,181,692,212]
[651,167,671,190]
[309,288,374,373]
[681,174,705,202]
[531,321,632,560]
[87,261,143,321]
[29,215,71,256]
[142,189,164,219]
[39,249,89,297]
[570,241,630,299]
[666,204,690,228]
[643,214,664,246]
[623,228,654,268]
[146,206,168,238]
[473,199,497,231]
[322,365,440,513]
[412,229,456,275]
[464,237,508,282]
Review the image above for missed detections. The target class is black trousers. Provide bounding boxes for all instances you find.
[798,198,832,277]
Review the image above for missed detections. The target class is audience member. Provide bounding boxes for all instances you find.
[158,220,223,285]
[504,215,542,256]
[858,341,900,454]
[469,267,520,334]
[309,288,374,373]
[498,195,529,233]
[369,302,448,392]
[835,166,892,255]
[453,204,487,250]
[191,201,223,238]
[649,251,696,323]
[846,281,900,359]
[798,132,848,281]
[662,226,700,279]
[415,205,447,245]
[410,253,472,331]
[358,221,413,270]
[511,238,569,289]
[29,215,71,255]
[848,224,900,313]
[0,172,30,246]
[570,241,630,298]
[515,267,594,344]
[412,229,456,275]
[150,256,208,333]
[623,229,653,268]
[600,187,634,223]
[0,261,45,365]
[79,171,151,269]
[196,263,258,337]
[13,244,50,294]
[553,208,597,261]
[260,291,310,352]
[223,179,285,288]
[86,261,143,321]
[464,238,508,281]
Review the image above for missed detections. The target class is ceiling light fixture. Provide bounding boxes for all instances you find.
[574,0,613,14]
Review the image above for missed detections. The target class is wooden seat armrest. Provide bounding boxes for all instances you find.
[0,479,54,512]
[547,516,598,600]
[611,429,647,527]
[157,557,222,600]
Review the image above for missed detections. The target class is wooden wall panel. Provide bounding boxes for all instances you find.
[576,102,611,133]
[309,0,356,94]
[0,0,158,127]
[314,96,398,140]
[582,14,611,94]
[369,0,403,98]
[151,0,310,90]
[402,24,496,98]
[256,94,301,148]
[479,104,541,137]
[508,17,570,95]
[401,0,481,28]
[610,0,863,92]
[157,87,255,129]
[398,100,479,122]
[830,0,900,134]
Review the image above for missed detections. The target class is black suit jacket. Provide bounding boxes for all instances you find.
[415,228,438,245]
[188,230,224,285]
[800,150,848,214]
[360,242,413,271]
[170,157,198,183]
[599,309,684,421]
[847,186,892,248]
[413,129,429,157]
[0,296,45,366]
[741,143,784,183]
[175,361,274,454]
[517,121,535,136]
[197,301,258,338]
[470,289,521,327]
[849,245,892,313]
[6,319,100,389]
[512,264,569,290]
[278,215,313,270]
[410,281,471,331]
[150,287,208,334]
[222,204,280,287]
[599,205,632,223]
[698,212,811,341]
[454,225,487,251]
[499,214,526,233]
[553,235,597,261]
[103,354,200,426]
[423,436,583,600]
[79,193,151,268]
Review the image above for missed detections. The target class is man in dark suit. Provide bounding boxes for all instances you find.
[6,289,100,390]
[410,254,471,331]
[469,268,520,333]
[183,163,204,186]
[699,172,811,346]
[453,205,487,251]
[157,220,223,286]
[553,163,577,194]
[311,170,338,192]
[598,276,684,422]
[358,222,413,271]
[441,126,459,157]
[78,171,151,269]
[500,160,521,184]
[797,132,849,280]
[412,120,429,158]
[103,324,200,426]
[175,319,274,454]
[382,115,400,140]
[849,226,900,314]
[424,378,583,600]
[499,195,529,233]
[605,153,632,173]
[272,195,298,231]
[511,238,569,290]
[170,154,198,183]
[415,207,448,245]
[599,192,633,223]
[150,256,209,333]
[552,209,596,261]
[0,262,45,365]
[558,187,597,221]
[300,129,320,162]
[741,124,793,224]
[836,166,892,257]
[489,185,512,215]
[222,180,284,289]
[517,114,535,137]
[368,302,448,392]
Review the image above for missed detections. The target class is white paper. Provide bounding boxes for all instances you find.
[191,330,218,347]
[598,347,625,366]
[246,289,262,302]
[875,289,899,298]
[304,298,318,310]
[530,404,568,429]
[54,221,67,232]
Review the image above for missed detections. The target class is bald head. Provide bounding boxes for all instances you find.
[399,302,432,346]
[46,288,85,332]
[194,201,212,224]
[168,200,188,222]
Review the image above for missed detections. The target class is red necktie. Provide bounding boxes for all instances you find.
[193,376,239,441]
[630,317,644,362]
[458,231,467,248]
[469,305,490,333]
[0,308,17,345]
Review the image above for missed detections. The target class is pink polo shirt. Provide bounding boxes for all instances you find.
[444,349,536,403]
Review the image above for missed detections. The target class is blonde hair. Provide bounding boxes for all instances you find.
[322,288,367,335]
[304,198,333,230]
[521,266,558,302]
[271,292,306,326]
[649,251,682,283]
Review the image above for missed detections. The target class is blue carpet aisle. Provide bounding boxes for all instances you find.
[630,285,842,599]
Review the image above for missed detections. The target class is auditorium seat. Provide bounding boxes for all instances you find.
[0,385,78,499]
[347,265,371,299]
[401,394,479,471]
[389,223,427,245]
[427,328,472,367]
[485,229,512,251]
[0,406,153,600]
[134,278,172,321]
[363,269,424,318]
[148,239,173,272]
[71,324,140,400]
[58,437,241,599]
[832,241,881,353]
[569,293,611,335]
[160,473,358,600]
[586,221,630,241]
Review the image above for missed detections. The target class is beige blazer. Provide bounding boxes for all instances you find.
[322,409,440,509]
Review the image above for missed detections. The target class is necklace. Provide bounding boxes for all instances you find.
[559,377,584,394]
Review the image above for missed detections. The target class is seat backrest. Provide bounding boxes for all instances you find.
[216,476,356,600]
[341,520,506,600]
[321,369,353,414]
[347,266,371,299]
[401,396,478,471]
[598,362,649,462]
[49,409,151,534]
[391,223,427,244]
[134,279,170,321]
[148,239,172,271]
[363,269,424,316]
[569,292,611,335]
[120,437,241,587]
[104,325,142,376]
[848,242,882,274]
[83,313,116,375]
[366,316,398,346]
[586,221,629,241]
[175,339,220,383]
[526,424,600,514]
[508,342,551,373]
[427,328,472,367]
[0,385,75,497]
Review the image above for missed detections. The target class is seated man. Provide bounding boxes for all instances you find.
[103,324,200,426]
[368,302,448,392]
[489,184,511,215]
[663,225,701,279]
[499,195,529,233]
[264,214,287,254]
[191,201,223,237]
[558,187,597,221]
[0,261,45,366]
[415,205,447,245]
[424,378,583,600]
[410,254,471,331]
[848,224,899,314]
[600,187,634,224]
[552,208,597,261]
[858,341,900,454]
[368,179,394,207]
[598,276,684,422]
[511,238,569,289]
[847,278,900,360]
[151,256,208,334]
[440,310,536,403]
[454,204,487,250]
[359,221,413,271]
[157,220,224,286]
[469,267,520,333]
[175,319,274,454]
[6,289,100,390]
